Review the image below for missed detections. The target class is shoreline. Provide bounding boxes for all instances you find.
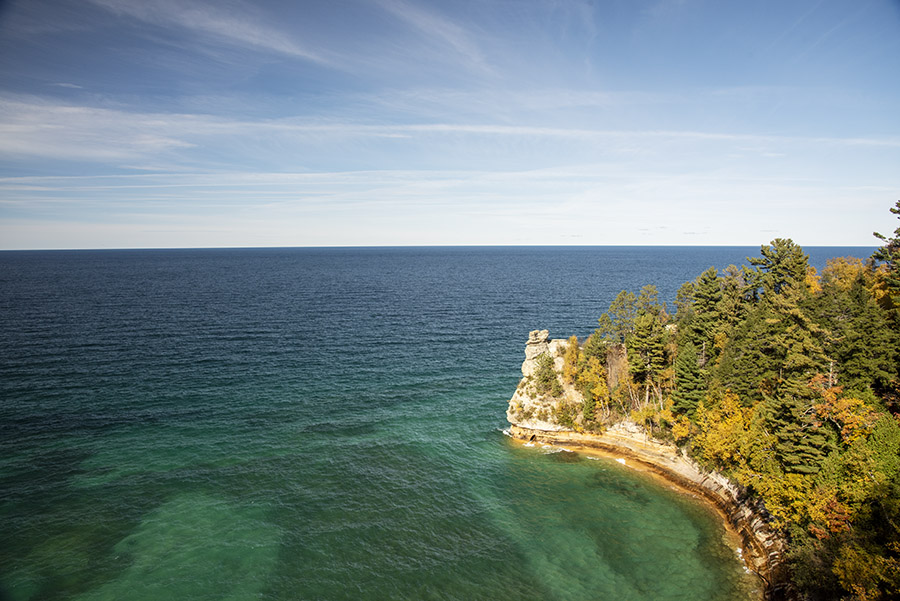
[506,423,787,600]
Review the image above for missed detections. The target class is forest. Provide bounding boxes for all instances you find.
[551,201,900,600]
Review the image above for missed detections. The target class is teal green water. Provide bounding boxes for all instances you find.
[6,247,868,600]
[3,410,758,601]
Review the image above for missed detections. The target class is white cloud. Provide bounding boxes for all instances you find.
[0,98,199,162]
[0,94,891,204]
[85,0,330,64]
[372,0,492,74]
[3,94,900,175]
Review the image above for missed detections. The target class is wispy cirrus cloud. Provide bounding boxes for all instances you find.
[3,94,900,176]
[0,97,199,163]
[85,0,330,64]
[372,0,492,74]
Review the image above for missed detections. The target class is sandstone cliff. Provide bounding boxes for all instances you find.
[506,330,787,599]
[505,329,574,431]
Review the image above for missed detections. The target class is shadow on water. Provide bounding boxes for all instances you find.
[545,449,582,463]
[587,466,652,506]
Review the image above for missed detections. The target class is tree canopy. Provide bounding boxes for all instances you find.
[551,202,900,600]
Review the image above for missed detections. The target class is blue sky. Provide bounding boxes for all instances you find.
[0,0,898,248]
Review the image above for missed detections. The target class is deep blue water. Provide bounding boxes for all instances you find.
[0,246,873,601]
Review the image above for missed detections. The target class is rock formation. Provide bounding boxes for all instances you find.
[507,329,576,432]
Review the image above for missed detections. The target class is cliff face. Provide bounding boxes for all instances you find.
[505,329,574,431]
[506,330,787,599]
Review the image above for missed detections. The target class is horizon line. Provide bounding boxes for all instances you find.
[0,243,880,253]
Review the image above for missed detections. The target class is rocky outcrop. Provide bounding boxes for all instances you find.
[521,329,550,376]
[506,330,787,599]
[506,330,577,432]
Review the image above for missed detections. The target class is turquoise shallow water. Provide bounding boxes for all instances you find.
[0,247,872,600]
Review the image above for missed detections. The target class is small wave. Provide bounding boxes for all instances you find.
[500,428,512,437]
[735,548,752,572]
[523,442,535,447]
[616,458,626,465]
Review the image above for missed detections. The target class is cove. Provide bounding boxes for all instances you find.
[490,435,761,601]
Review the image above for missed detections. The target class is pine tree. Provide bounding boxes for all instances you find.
[715,308,776,403]
[689,266,723,366]
[626,285,668,407]
[872,199,900,309]
[754,240,832,472]
[717,240,827,405]
[673,341,704,415]
[673,280,695,324]
[750,237,811,296]
[768,377,833,474]
[717,264,755,327]
[815,265,898,394]
[597,290,637,343]
[709,264,755,361]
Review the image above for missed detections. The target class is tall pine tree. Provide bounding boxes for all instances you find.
[673,341,704,415]
[815,261,898,394]
[626,285,668,407]
[872,199,900,310]
[690,266,723,366]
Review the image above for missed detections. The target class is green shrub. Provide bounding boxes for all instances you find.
[534,353,563,397]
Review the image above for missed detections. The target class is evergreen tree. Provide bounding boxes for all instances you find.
[715,308,778,403]
[872,199,900,309]
[597,290,637,343]
[717,264,755,328]
[628,312,666,384]
[709,264,755,362]
[870,201,900,409]
[750,237,811,296]
[815,265,898,394]
[713,240,834,473]
[673,280,695,325]
[689,266,723,366]
[768,378,833,474]
[673,341,704,415]
[756,241,832,472]
[533,353,562,397]
[626,285,668,406]
[581,330,607,362]
[717,240,826,404]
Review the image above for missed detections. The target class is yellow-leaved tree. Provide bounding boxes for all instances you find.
[695,391,749,467]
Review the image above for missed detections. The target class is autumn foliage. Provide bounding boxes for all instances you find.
[576,202,900,600]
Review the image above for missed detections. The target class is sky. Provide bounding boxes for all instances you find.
[0,0,899,249]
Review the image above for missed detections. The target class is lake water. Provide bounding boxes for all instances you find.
[0,246,872,600]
